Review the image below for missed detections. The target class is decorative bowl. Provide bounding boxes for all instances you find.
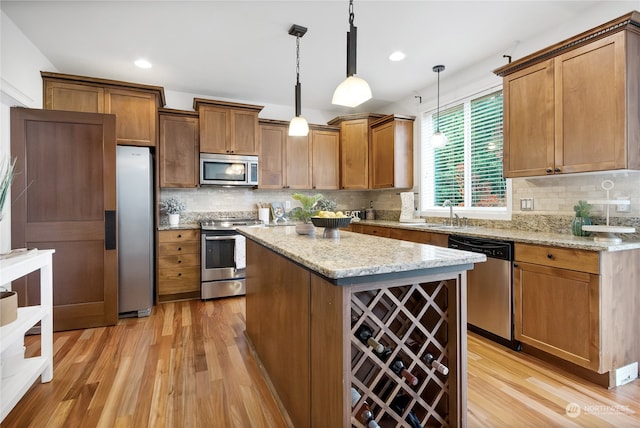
[311,217,352,229]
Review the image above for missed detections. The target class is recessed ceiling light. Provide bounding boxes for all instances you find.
[134,59,152,69]
[389,51,406,62]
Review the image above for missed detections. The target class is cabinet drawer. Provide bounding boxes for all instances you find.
[158,241,199,255]
[158,253,200,269]
[158,266,200,281]
[159,229,199,242]
[515,243,599,274]
[158,277,200,295]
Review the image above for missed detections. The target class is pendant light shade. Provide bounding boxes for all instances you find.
[431,64,447,148]
[288,24,309,136]
[332,0,372,107]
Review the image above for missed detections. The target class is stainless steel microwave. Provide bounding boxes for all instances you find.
[200,153,259,186]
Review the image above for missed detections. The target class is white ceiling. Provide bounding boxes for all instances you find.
[1,1,636,116]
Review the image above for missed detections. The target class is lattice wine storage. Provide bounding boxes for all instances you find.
[350,279,455,428]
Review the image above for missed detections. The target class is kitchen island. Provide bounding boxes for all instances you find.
[240,225,485,428]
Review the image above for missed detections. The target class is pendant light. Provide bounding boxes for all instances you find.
[431,65,448,148]
[332,0,372,108]
[288,24,309,136]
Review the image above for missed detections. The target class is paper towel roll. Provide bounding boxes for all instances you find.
[400,192,414,220]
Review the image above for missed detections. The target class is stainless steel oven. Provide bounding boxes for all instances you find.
[200,218,262,299]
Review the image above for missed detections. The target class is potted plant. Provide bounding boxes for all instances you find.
[288,193,324,235]
[571,200,591,236]
[0,156,15,223]
[160,197,186,226]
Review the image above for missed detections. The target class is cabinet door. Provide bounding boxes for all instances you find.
[106,88,158,147]
[340,119,369,189]
[514,261,600,370]
[259,124,286,189]
[159,113,199,188]
[285,134,312,189]
[43,81,104,113]
[200,106,230,153]
[311,129,339,190]
[502,60,555,177]
[231,109,259,155]
[555,32,627,173]
[370,120,395,188]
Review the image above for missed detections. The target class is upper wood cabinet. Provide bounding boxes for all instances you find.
[328,113,384,190]
[495,12,640,178]
[42,71,164,147]
[258,120,339,190]
[158,108,199,188]
[370,114,414,189]
[194,98,263,155]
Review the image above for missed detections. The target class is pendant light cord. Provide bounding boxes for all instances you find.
[436,69,440,132]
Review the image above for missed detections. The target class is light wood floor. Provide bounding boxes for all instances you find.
[4,297,639,427]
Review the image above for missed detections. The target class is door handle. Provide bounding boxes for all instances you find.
[105,210,116,250]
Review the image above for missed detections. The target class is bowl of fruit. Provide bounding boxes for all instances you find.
[311,211,351,238]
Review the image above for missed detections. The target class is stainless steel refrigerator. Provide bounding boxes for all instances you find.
[117,146,154,317]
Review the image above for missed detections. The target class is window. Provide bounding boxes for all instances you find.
[420,87,510,219]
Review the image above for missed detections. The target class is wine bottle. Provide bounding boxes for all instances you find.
[423,353,449,376]
[350,388,381,428]
[390,357,418,386]
[391,394,423,428]
[354,324,384,354]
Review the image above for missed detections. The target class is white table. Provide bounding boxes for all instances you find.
[0,249,55,422]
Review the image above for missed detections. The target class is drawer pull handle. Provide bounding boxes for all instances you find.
[178,273,182,276]
[547,253,554,259]
[178,247,182,251]
[178,260,182,264]
[178,234,182,238]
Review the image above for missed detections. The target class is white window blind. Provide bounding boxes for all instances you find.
[421,88,507,216]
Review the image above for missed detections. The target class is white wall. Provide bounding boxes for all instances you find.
[0,11,57,252]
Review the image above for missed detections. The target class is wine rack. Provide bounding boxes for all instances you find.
[349,279,456,427]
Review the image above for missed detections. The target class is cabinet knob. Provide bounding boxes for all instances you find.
[547,253,554,259]
[554,167,561,173]
[514,263,519,268]
[178,260,182,264]
[177,234,182,238]
[546,168,553,174]
[177,247,182,251]
[178,272,182,276]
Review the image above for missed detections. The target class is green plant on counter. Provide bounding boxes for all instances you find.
[160,197,186,214]
[573,200,591,218]
[288,193,324,223]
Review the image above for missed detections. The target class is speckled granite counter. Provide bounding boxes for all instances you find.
[350,220,640,252]
[239,225,486,285]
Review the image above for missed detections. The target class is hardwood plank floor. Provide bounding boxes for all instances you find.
[3,298,639,427]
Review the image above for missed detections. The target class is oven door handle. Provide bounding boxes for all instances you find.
[204,235,241,241]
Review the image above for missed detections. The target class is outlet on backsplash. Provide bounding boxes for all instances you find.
[520,198,534,211]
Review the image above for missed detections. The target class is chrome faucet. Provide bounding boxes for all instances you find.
[443,200,453,226]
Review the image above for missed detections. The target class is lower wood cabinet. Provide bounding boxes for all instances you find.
[351,224,448,247]
[514,243,640,385]
[157,229,200,301]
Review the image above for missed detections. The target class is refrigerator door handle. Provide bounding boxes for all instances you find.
[105,210,117,250]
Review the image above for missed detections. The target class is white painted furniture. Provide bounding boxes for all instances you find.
[0,249,55,422]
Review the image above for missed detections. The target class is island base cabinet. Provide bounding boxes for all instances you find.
[246,240,466,428]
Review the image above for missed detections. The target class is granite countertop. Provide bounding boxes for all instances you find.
[238,225,486,284]
[353,220,640,252]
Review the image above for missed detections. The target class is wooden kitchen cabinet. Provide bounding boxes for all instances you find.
[158,108,199,188]
[194,98,263,155]
[370,114,414,189]
[258,120,339,190]
[329,113,384,190]
[496,12,640,177]
[157,229,200,302]
[351,223,449,247]
[42,72,164,147]
[514,242,640,386]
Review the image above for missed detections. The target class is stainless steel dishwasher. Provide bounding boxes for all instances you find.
[448,234,521,350]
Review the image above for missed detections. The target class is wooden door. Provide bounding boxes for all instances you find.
[502,60,555,177]
[199,106,230,153]
[311,129,339,190]
[258,124,286,189]
[159,110,199,188]
[285,134,312,189]
[339,119,369,189]
[231,110,259,155]
[106,88,158,147]
[10,108,118,331]
[555,32,627,173]
[514,261,600,370]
